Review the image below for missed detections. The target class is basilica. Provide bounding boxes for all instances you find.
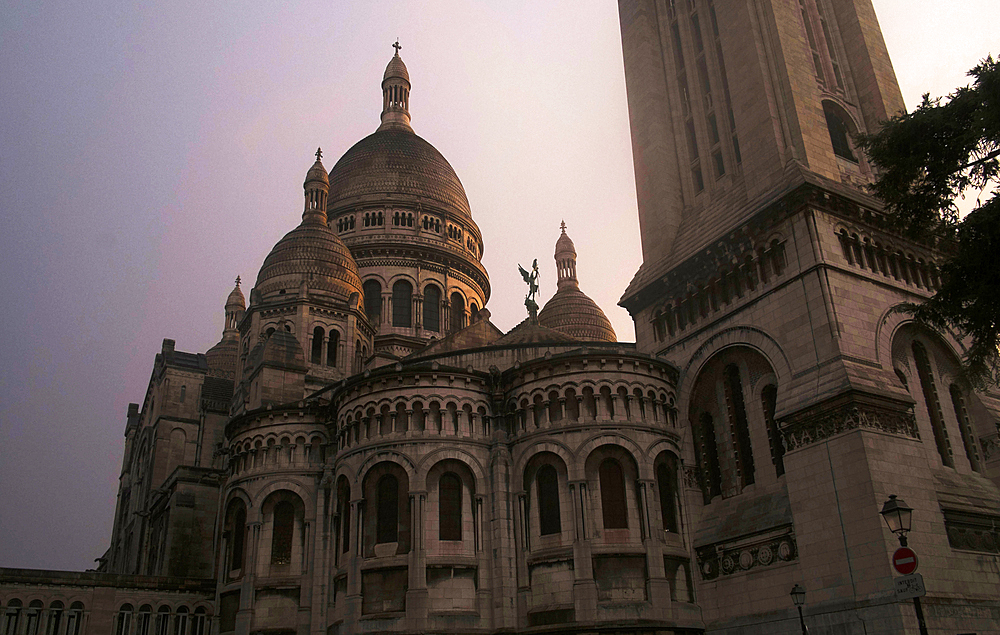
[3,1,1000,634]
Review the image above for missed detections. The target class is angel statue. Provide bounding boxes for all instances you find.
[518,259,540,319]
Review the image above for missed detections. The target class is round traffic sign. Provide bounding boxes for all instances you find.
[893,547,918,575]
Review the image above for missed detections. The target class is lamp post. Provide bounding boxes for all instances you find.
[880,495,928,635]
[789,584,808,634]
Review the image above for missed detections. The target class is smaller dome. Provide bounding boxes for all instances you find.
[384,44,409,83]
[538,288,617,342]
[255,153,363,303]
[305,149,329,186]
[226,276,246,310]
[206,337,239,378]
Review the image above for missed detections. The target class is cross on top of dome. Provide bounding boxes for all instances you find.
[392,40,401,55]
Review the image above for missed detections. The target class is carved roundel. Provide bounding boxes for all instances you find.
[777,540,794,561]
[757,545,774,566]
[738,551,754,570]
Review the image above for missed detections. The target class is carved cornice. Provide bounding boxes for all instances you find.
[781,391,919,451]
[696,525,797,580]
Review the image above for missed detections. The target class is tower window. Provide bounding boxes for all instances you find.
[696,412,722,502]
[439,472,462,541]
[424,285,441,332]
[327,330,339,367]
[311,326,324,364]
[450,292,465,333]
[392,280,412,327]
[657,456,679,533]
[912,341,954,467]
[724,364,755,487]
[363,280,382,324]
[761,385,784,477]
[537,465,561,536]
[824,102,857,162]
[599,459,628,529]
[376,474,399,544]
[271,501,294,565]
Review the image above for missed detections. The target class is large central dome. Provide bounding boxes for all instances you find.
[327,128,472,218]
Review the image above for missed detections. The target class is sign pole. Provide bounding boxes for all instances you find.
[913,596,928,635]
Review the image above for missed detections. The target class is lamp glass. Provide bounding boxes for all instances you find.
[880,495,913,535]
[790,584,806,607]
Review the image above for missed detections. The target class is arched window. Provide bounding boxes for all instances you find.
[45,602,63,635]
[363,280,382,325]
[154,607,170,635]
[24,601,42,635]
[392,280,412,327]
[697,412,722,502]
[190,609,206,635]
[115,605,133,635]
[376,474,399,544]
[823,101,857,162]
[536,465,561,535]
[912,341,954,467]
[424,285,441,332]
[599,459,628,529]
[227,500,247,572]
[724,365,755,487]
[311,326,324,364]
[3,600,21,635]
[327,330,339,367]
[450,292,465,333]
[337,477,351,558]
[950,384,982,472]
[657,456,679,533]
[439,472,463,540]
[172,607,188,635]
[63,604,83,635]
[135,606,151,635]
[470,302,479,322]
[761,385,784,477]
[271,501,294,565]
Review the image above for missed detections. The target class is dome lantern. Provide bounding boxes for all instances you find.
[225,276,246,331]
[555,220,579,290]
[538,222,617,342]
[303,148,329,225]
[379,41,413,132]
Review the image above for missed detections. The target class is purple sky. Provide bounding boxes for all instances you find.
[0,1,995,572]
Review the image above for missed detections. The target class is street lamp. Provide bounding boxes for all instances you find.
[879,494,913,546]
[789,584,808,634]
[880,495,927,635]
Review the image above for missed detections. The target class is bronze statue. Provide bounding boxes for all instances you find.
[518,259,540,319]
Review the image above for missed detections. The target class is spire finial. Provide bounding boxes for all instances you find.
[315,147,322,161]
[235,275,241,287]
[560,220,567,234]
[392,40,402,55]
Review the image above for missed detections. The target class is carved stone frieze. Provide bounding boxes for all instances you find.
[781,392,919,451]
[943,509,1000,554]
[980,433,1000,461]
[696,526,796,581]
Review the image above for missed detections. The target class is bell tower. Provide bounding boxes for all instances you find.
[618,1,1000,633]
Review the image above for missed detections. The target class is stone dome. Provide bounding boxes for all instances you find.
[206,337,239,378]
[538,287,617,342]
[327,128,472,218]
[256,155,363,304]
[255,221,363,302]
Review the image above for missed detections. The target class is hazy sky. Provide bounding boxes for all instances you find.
[0,1,995,571]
